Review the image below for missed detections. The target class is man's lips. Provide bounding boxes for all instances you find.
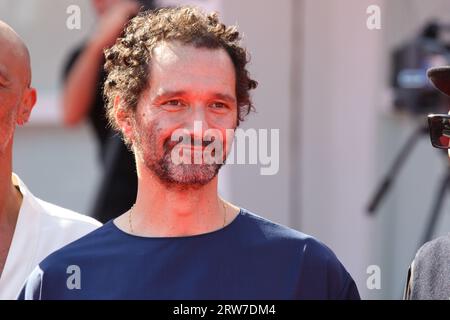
[178,144,206,151]
[164,138,220,153]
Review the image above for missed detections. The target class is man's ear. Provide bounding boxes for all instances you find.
[114,95,134,143]
[16,87,37,126]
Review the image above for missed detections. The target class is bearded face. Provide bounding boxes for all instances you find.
[133,118,235,188]
[125,41,238,189]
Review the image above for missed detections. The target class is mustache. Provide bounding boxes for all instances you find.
[163,135,217,152]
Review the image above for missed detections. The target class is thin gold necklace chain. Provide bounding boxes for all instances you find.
[128,199,227,234]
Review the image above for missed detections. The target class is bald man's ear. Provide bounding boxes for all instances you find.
[16,87,37,126]
[114,95,135,143]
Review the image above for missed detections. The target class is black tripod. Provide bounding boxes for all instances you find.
[367,123,450,246]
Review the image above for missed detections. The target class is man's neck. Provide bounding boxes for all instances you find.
[0,144,22,278]
[0,145,22,228]
[117,164,237,238]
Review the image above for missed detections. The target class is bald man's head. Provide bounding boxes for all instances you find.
[0,20,36,155]
[0,20,32,87]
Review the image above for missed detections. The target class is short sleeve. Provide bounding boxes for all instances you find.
[62,46,84,81]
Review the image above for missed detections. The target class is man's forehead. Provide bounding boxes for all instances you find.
[147,41,237,98]
[0,21,31,84]
[151,41,232,67]
[0,48,29,85]
[150,42,235,79]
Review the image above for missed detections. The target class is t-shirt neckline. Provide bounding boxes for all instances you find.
[110,208,244,240]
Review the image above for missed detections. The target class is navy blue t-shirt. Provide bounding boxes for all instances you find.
[19,208,360,300]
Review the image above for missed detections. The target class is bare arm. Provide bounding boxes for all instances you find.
[62,41,104,126]
[62,1,139,126]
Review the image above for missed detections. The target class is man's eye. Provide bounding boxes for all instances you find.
[210,102,227,109]
[165,100,182,106]
[161,100,186,110]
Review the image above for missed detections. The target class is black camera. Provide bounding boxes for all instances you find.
[392,22,450,115]
[137,0,156,10]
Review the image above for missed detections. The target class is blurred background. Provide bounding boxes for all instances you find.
[2,0,450,299]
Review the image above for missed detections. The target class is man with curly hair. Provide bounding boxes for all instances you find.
[20,7,360,300]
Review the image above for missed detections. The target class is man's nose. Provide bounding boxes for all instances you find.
[183,106,210,141]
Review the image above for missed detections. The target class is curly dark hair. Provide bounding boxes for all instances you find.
[103,6,258,135]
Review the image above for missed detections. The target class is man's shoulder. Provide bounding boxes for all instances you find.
[409,234,450,299]
[239,208,360,299]
[31,222,113,285]
[36,197,101,233]
[240,208,342,262]
[41,221,114,261]
[413,234,450,273]
[19,223,116,300]
[14,173,101,235]
[416,234,450,258]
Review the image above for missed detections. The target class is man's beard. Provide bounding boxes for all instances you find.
[134,124,226,190]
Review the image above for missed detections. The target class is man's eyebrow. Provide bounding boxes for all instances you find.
[153,90,236,103]
[210,93,237,104]
[153,90,187,101]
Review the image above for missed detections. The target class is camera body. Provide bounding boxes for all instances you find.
[392,22,450,115]
[137,0,156,10]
